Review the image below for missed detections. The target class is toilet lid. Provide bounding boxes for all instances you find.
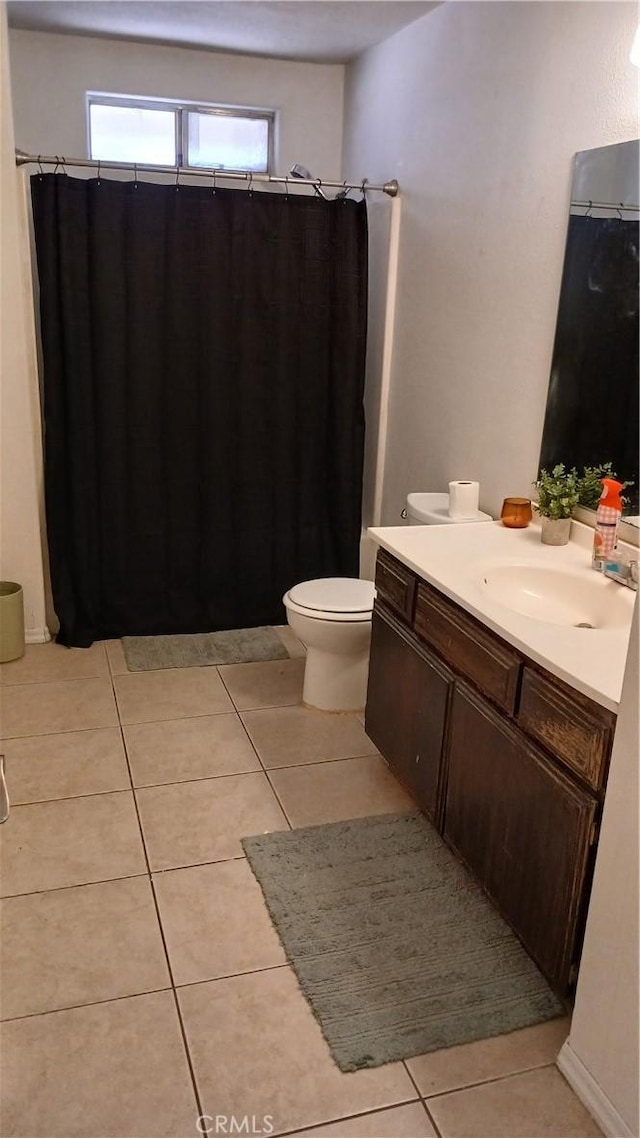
[288,577,376,614]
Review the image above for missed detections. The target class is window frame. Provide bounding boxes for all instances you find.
[87,93,276,174]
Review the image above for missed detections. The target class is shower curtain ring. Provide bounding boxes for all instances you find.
[585,200,593,217]
[60,156,67,174]
[37,155,44,176]
[616,202,624,220]
[175,164,181,189]
[211,167,217,194]
[284,175,289,200]
[53,156,60,174]
[248,171,253,195]
[133,162,138,188]
[360,178,368,197]
[96,159,101,184]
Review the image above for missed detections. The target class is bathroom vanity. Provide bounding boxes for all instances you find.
[365,521,635,996]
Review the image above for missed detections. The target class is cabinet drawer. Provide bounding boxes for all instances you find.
[518,668,614,794]
[414,583,521,714]
[375,550,417,622]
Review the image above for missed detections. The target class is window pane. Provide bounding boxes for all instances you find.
[187,112,269,172]
[89,103,176,165]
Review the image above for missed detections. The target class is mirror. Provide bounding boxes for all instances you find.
[539,139,639,522]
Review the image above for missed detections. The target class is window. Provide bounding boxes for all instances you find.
[89,103,176,166]
[87,95,274,173]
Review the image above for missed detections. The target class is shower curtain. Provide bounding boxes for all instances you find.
[31,174,368,647]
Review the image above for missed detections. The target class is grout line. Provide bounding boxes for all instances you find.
[233,709,294,832]
[263,768,294,830]
[150,854,247,875]
[1,870,149,901]
[4,753,384,809]
[1,722,120,743]
[421,1099,444,1138]
[132,766,262,790]
[0,986,173,1024]
[108,662,206,1124]
[270,1099,424,1138]
[261,750,382,772]
[1,852,251,901]
[174,962,289,990]
[5,787,135,810]
[0,723,124,744]
[216,666,242,713]
[116,708,234,728]
[420,1060,558,1102]
[2,752,383,810]
[134,769,272,794]
[402,1061,445,1138]
[1,672,110,688]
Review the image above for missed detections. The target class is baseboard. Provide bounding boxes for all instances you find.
[25,626,51,645]
[557,1041,634,1138]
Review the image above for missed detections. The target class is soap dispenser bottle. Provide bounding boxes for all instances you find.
[592,478,624,569]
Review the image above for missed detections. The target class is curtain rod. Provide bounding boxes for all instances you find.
[15,150,399,198]
[570,198,640,212]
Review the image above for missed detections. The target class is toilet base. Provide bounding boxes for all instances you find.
[302,645,370,713]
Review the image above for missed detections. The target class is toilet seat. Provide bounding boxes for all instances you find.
[283,577,375,710]
[284,578,375,623]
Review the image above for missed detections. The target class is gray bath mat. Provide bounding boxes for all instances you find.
[123,626,290,670]
[242,812,563,1072]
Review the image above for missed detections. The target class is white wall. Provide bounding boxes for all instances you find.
[559,602,639,1137]
[8,28,344,179]
[0,5,48,641]
[343,0,639,523]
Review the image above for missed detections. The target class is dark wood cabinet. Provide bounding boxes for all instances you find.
[414,581,521,714]
[375,549,417,622]
[517,666,615,794]
[365,606,452,823]
[366,548,616,996]
[444,683,597,991]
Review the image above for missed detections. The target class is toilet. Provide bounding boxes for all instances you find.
[283,577,375,712]
[285,493,493,713]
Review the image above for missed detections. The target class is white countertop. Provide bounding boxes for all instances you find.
[368,520,636,711]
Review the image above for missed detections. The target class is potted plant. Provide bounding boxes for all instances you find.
[534,465,580,545]
[577,462,634,510]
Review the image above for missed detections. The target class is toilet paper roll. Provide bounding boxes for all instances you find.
[448,480,480,519]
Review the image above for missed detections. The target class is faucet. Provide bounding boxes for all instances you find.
[603,554,638,590]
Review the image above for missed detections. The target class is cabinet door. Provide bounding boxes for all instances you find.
[444,682,597,992]
[365,606,452,823]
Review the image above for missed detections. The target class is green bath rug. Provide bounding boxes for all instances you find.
[242,811,563,1072]
[123,626,290,670]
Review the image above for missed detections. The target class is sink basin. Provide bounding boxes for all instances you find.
[480,564,633,629]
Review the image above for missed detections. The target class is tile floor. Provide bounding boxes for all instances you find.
[0,641,601,1138]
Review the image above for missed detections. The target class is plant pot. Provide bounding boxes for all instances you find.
[540,516,572,546]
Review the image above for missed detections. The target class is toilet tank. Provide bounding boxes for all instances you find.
[406,493,453,525]
[406,493,493,525]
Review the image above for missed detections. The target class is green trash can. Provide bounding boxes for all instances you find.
[0,582,25,663]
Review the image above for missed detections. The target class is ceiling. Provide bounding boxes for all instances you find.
[6,1,437,64]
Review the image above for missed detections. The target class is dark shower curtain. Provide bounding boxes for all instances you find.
[31,174,368,647]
